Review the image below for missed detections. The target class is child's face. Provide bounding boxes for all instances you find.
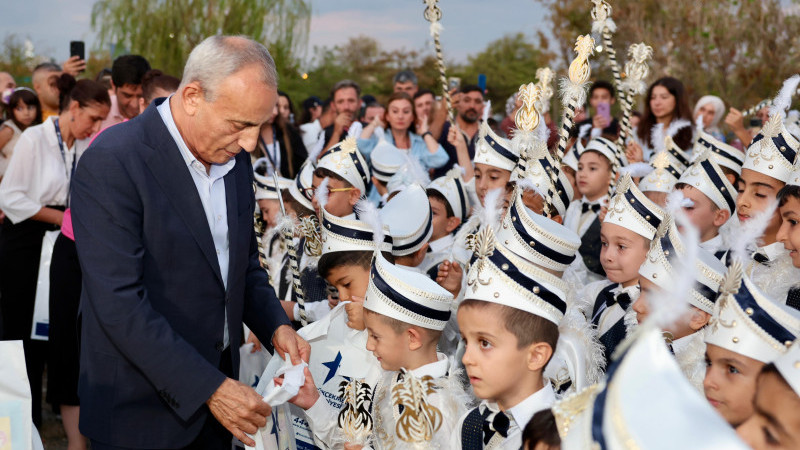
[257,198,281,229]
[577,151,611,201]
[458,304,537,409]
[704,343,764,427]
[14,101,37,127]
[324,264,369,329]
[474,163,511,206]
[737,169,784,238]
[633,278,709,338]
[777,196,800,268]
[312,175,357,218]
[678,186,727,241]
[600,222,649,286]
[736,372,800,450]
[429,196,457,242]
[364,312,407,371]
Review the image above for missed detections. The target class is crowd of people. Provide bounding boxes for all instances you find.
[0,29,800,450]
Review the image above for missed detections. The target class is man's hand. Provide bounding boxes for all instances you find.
[333,112,354,134]
[61,56,86,77]
[592,113,610,130]
[724,107,745,133]
[246,332,262,353]
[207,378,270,447]
[436,260,463,298]
[271,324,310,365]
[275,366,319,410]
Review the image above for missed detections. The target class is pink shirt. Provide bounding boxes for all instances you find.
[61,208,74,240]
[98,94,126,131]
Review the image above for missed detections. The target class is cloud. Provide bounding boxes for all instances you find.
[309,8,424,52]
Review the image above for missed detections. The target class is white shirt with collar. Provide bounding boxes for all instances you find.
[158,98,235,348]
[700,234,725,256]
[0,116,88,223]
[451,383,556,449]
[563,195,607,237]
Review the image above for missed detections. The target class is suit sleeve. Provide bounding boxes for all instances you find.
[71,147,226,421]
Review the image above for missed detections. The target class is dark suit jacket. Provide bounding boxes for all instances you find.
[71,98,291,448]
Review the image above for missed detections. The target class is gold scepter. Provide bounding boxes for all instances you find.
[556,35,595,164]
[609,42,653,198]
[272,171,308,327]
[423,0,454,125]
[591,0,623,94]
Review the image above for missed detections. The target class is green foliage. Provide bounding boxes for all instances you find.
[536,0,800,111]
[0,34,48,86]
[90,0,311,78]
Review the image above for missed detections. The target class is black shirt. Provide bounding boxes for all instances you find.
[433,121,479,179]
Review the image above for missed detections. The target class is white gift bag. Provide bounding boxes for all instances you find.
[30,230,60,341]
[0,341,37,450]
[239,343,270,389]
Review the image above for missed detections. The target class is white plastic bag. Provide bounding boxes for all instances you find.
[0,340,43,450]
[30,230,60,341]
[239,343,270,389]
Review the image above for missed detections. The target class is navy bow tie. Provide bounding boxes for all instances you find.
[607,291,632,310]
[482,409,511,444]
[753,252,769,264]
[582,202,602,214]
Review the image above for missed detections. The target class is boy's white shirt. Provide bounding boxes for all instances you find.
[699,233,724,255]
[450,383,556,449]
[253,302,382,450]
[563,195,607,237]
[749,242,800,305]
[304,353,470,449]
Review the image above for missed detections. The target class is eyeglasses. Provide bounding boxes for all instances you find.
[302,186,355,197]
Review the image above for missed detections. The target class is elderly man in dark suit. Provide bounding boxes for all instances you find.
[71,35,310,449]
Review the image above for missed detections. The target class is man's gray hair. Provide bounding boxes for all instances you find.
[180,35,279,101]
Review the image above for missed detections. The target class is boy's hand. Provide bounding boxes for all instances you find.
[345,296,366,330]
[625,140,644,163]
[436,260,463,298]
[275,367,319,410]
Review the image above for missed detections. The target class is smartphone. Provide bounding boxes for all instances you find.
[477,73,487,93]
[749,118,763,128]
[70,41,85,71]
[448,77,461,92]
[597,102,611,123]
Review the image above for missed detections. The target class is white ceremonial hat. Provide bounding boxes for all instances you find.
[495,187,581,273]
[379,183,433,256]
[474,120,519,172]
[464,227,567,325]
[364,251,454,331]
[663,135,692,172]
[638,216,727,314]
[788,164,800,187]
[705,261,800,363]
[677,152,738,214]
[254,172,291,201]
[742,114,800,183]
[319,207,392,255]
[514,153,575,217]
[638,151,681,194]
[556,325,749,450]
[774,340,800,397]
[604,173,665,240]
[317,137,371,195]
[562,143,580,172]
[580,136,627,167]
[693,130,745,175]
[288,161,315,211]
[370,131,406,183]
[426,166,471,221]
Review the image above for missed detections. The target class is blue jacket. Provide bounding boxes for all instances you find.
[71,98,290,447]
[357,130,449,170]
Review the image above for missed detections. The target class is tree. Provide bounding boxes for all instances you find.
[455,32,555,115]
[536,0,800,111]
[0,34,49,86]
[90,0,311,77]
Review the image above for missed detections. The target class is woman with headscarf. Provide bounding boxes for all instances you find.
[694,95,727,142]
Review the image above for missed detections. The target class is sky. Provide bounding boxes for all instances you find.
[1,0,549,67]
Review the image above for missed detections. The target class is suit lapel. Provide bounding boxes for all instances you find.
[141,99,224,287]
